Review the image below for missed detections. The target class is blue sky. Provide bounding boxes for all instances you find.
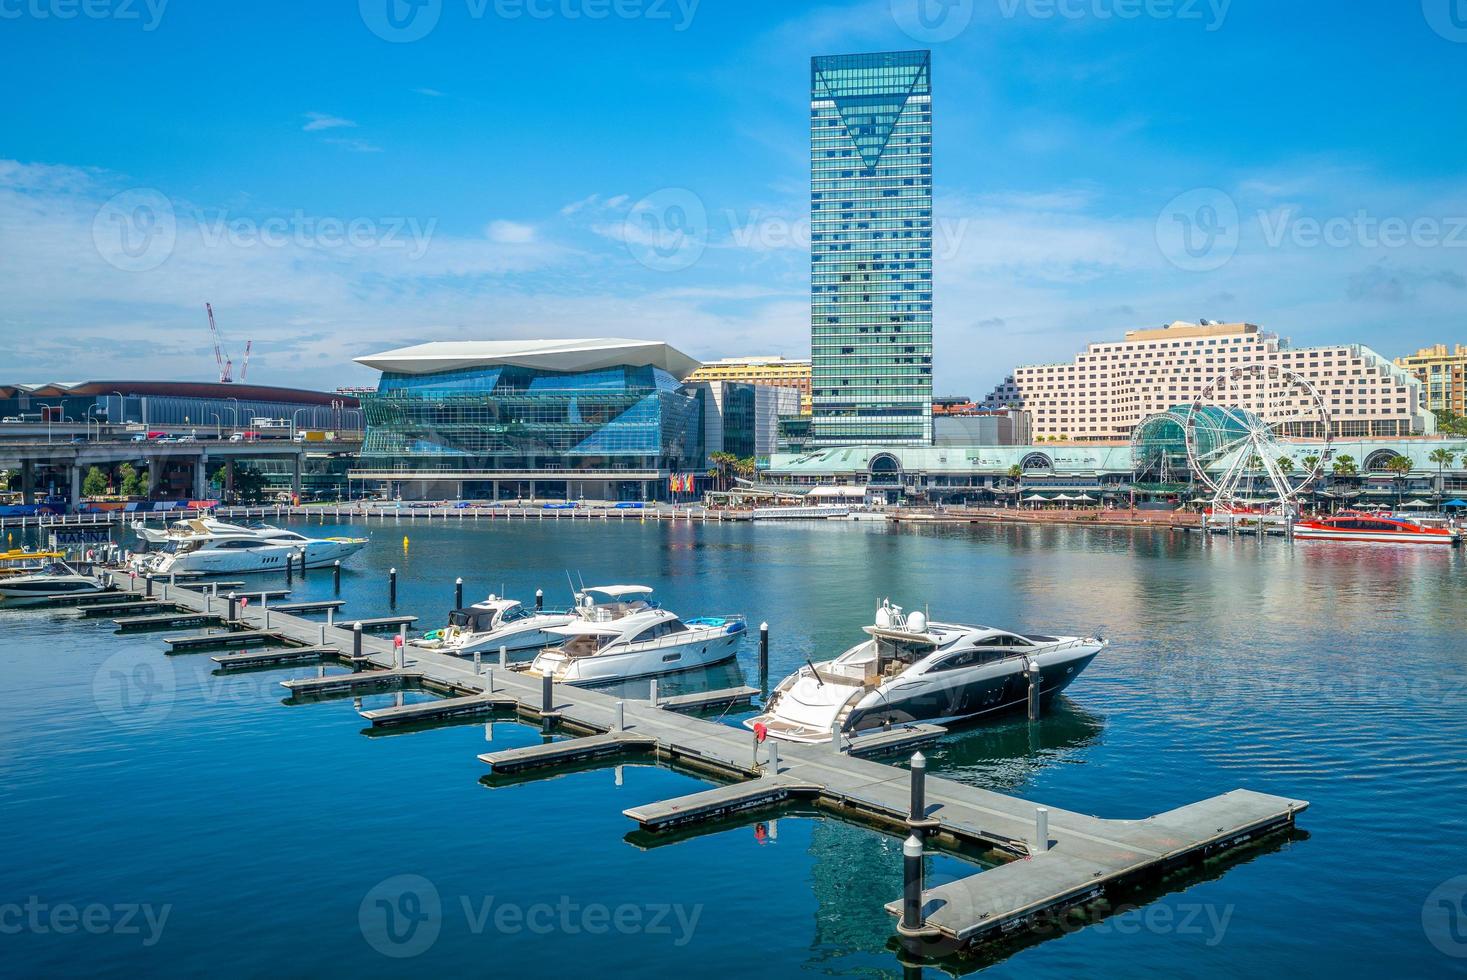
[1,0,1464,394]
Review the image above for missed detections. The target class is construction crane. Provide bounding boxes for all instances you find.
[204,303,251,384]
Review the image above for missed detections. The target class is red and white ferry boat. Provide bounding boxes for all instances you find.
[1293,511,1460,545]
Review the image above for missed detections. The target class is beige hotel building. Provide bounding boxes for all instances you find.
[982,321,1433,441]
[685,356,812,415]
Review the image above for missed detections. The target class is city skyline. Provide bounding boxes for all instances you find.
[1,2,1463,397]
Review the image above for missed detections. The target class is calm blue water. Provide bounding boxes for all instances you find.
[3,515,1466,977]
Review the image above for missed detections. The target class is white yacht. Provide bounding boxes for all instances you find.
[411,594,577,657]
[0,562,108,602]
[529,585,746,685]
[130,520,367,576]
[746,599,1105,744]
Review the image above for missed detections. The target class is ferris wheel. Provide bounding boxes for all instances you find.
[1182,364,1333,514]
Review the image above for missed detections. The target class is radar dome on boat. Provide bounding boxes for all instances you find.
[907,610,927,632]
[875,605,893,628]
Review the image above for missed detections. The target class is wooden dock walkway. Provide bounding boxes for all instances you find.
[92,569,1308,956]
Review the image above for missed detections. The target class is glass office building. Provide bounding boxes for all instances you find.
[351,340,705,501]
[809,50,934,447]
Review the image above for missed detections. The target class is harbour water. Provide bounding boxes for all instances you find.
[2,517,1465,977]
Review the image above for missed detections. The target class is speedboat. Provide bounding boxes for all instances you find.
[0,549,67,578]
[529,585,745,685]
[411,594,577,657]
[745,599,1105,744]
[1293,511,1459,545]
[129,520,367,576]
[0,562,107,602]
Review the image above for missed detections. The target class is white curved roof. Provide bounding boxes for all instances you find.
[355,339,702,380]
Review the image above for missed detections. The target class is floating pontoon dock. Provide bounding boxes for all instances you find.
[76,570,1306,957]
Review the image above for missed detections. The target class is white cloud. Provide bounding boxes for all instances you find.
[486,220,535,244]
[303,112,357,132]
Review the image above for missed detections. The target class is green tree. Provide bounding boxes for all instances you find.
[118,462,143,498]
[707,452,739,492]
[1428,447,1456,496]
[1385,455,1414,507]
[0,469,10,492]
[1276,456,1296,474]
[81,465,108,498]
[229,464,269,505]
[1332,454,1358,477]
[1301,455,1321,474]
[1007,464,1023,481]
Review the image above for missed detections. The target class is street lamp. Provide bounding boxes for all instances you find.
[210,413,222,440]
[226,397,240,437]
[291,408,311,441]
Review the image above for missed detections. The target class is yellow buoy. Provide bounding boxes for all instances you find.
[402,535,410,552]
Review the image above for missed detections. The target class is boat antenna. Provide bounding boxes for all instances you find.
[565,569,578,602]
[805,658,824,687]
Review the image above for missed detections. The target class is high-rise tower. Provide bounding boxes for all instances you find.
[808,50,934,447]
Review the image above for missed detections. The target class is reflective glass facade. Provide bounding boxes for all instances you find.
[809,50,934,447]
[357,364,703,477]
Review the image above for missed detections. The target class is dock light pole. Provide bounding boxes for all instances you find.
[333,560,341,593]
[299,549,307,579]
[499,645,507,670]
[286,551,293,586]
[1034,806,1050,854]
[899,835,929,938]
[389,567,397,607]
[1026,660,1042,722]
[455,577,463,610]
[535,588,543,611]
[910,752,927,826]
[352,622,363,661]
[541,674,554,732]
[759,622,769,692]
[145,574,153,598]
[765,739,779,778]
[227,592,238,622]
[613,700,624,733]
[473,649,481,675]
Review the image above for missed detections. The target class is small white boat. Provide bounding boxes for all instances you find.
[411,594,577,657]
[746,599,1105,744]
[529,585,745,685]
[0,562,107,602]
[130,519,367,576]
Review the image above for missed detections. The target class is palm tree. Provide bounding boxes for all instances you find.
[1385,454,1414,508]
[1301,454,1320,473]
[1276,455,1296,475]
[1332,454,1358,477]
[1428,447,1456,500]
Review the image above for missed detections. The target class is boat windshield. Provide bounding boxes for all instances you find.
[499,605,532,624]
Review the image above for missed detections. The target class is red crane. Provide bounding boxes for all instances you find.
[206,302,232,383]
[205,303,252,383]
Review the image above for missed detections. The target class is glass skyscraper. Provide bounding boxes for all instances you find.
[808,50,934,447]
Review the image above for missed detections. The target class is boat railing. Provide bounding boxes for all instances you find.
[618,616,747,652]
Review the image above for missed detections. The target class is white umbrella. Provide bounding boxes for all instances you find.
[1051,494,1075,501]
[1401,499,1432,508]
[1022,494,1048,502]
[1072,493,1096,502]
